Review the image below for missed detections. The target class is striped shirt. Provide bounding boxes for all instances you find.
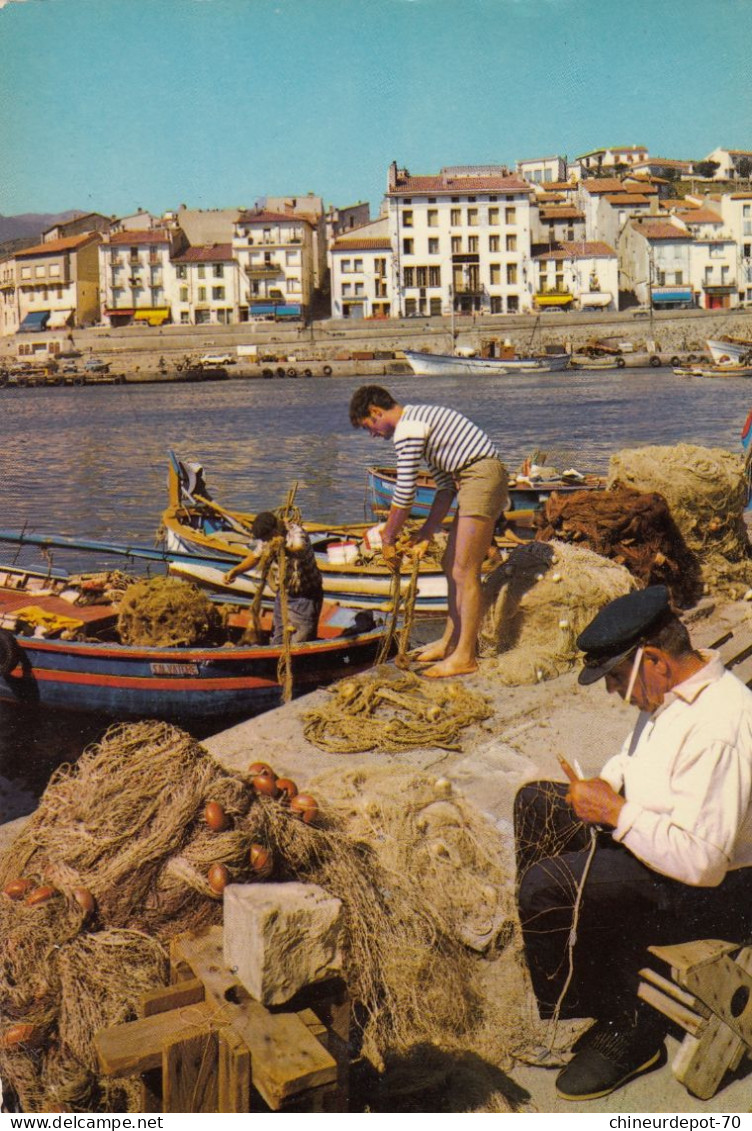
[392,403,500,509]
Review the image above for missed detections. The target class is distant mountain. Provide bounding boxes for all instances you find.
[0,211,83,244]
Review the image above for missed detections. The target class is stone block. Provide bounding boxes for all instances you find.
[223,882,344,1005]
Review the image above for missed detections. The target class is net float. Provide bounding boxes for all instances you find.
[247,761,276,779]
[24,886,58,907]
[249,843,273,877]
[275,777,298,801]
[204,801,229,832]
[207,863,229,895]
[252,774,280,798]
[72,888,96,917]
[3,878,34,901]
[289,793,318,824]
[0,1023,42,1050]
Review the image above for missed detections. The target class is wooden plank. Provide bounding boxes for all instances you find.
[683,950,752,1046]
[139,978,205,1018]
[138,1068,162,1113]
[648,939,737,976]
[638,966,711,1017]
[672,1012,744,1100]
[163,1027,218,1113]
[637,981,706,1037]
[172,927,337,1110]
[218,1027,251,1113]
[95,1001,216,1077]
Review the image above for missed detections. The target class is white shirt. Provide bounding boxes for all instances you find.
[600,651,752,887]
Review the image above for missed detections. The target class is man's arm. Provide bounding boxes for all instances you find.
[223,547,261,583]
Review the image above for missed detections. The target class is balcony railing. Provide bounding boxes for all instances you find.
[245,264,283,278]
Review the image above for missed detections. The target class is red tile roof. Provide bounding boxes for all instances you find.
[108,230,173,246]
[387,173,531,196]
[333,237,391,250]
[676,209,722,224]
[237,210,311,226]
[536,192,566,203]
[173,244,235,263]
[533,241,616,260]
[632,220,690,240]
[604,194,650,205]
[16,233,100,257]
[539,207,584,220]
[581,178,629,194]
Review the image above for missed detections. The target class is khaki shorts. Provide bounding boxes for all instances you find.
[455,457,509,521]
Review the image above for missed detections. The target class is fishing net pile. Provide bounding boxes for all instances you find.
[0,720,543,1113]
[535,486,702,607]
[303,667,492,754]
[608,443,752,598]
[479,540,635,684]
[116,576,224,646]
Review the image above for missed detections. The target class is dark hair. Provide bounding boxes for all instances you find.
[251,511,282,541]
[349,385,397,427]
[644,614,692,659]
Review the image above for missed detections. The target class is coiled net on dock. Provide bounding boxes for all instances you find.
[479,540,635,684]
[303,667,491,754]
[0,719,538,1113]
[608,443,752,598]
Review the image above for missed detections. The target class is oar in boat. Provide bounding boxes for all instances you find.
[0,528,237,570]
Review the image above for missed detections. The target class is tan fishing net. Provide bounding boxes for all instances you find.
[479,540,635,684]
[116,576,224,646]
[0,720,545,1114]
[608,443,752,598]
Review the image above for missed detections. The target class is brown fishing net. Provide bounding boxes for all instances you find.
[535,486,702,607]
[0,720,544,1113]
[608,443,752,598]
[116,576,224,646]
[479,540,635,684]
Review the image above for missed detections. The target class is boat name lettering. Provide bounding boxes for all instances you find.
[150,662,200,676]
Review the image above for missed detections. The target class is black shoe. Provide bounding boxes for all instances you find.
[555,1018,664,1101]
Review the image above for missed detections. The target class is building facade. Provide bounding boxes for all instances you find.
[15,233,102,332]
[99,229,183,326]
[330,218,392,319]
[385,162,534,316]
[172,244,243,324]
[232,210,314,321]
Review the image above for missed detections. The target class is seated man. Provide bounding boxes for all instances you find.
[514,586,752,1100]
[223,512,323,645]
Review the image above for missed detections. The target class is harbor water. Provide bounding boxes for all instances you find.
[1,367,751,815]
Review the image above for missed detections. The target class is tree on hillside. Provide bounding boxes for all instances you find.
[693,160,720,179]
[737,157,752,180]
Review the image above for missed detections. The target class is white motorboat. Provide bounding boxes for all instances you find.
[403,349,569,377]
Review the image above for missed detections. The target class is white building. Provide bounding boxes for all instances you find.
[99,229,182,326]
[385,162,534,317]
[531,241,618,311]
[172,244,243,324]
[330,218,391,319]
[572,145,649,180]
[232,209,315,321]
[715,192,752,304]
[15,233,102,333]
[618,219,695,310]
[675,207,739,310]
[702,148,752,181]
[516,155,567,185]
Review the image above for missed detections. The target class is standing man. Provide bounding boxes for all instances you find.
[223,511,323,644]
[514,586,752,1100]
[349,385,509,678]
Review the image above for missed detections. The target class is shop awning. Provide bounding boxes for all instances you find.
[702,285,736,295]
[250,304,278,316]
[47,309,73,329]
[134,307,170,326]
[534,292,573,307]
[105,308,135,317]
[18,310,51,333]
[651,287,693,304]
[579,292,612,308]
[274,304,302,318]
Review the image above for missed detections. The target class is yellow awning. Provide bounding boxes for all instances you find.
[134,308,170,326]
[535,293,573,307]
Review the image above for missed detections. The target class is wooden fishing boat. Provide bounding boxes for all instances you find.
[163,455,451,614]
[706,338,752,366]
[366,465,606,523]
[0,564,389,722]
[403,349,569,377]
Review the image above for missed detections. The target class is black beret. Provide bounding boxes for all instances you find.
[576,585,671,685]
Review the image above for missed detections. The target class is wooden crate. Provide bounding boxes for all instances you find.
[95,925,350,1113]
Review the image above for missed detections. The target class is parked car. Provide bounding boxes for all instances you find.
[83,358,110,373]
[57,349,82,359]
[199,353,235,366]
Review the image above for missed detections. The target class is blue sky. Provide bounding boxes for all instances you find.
[1,0,750,219]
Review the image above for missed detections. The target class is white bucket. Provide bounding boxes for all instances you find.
[327,541,359,564]
[363,524,384,551]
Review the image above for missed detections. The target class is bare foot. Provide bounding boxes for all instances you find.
[412,642,448,664]
[421,659,478,679]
